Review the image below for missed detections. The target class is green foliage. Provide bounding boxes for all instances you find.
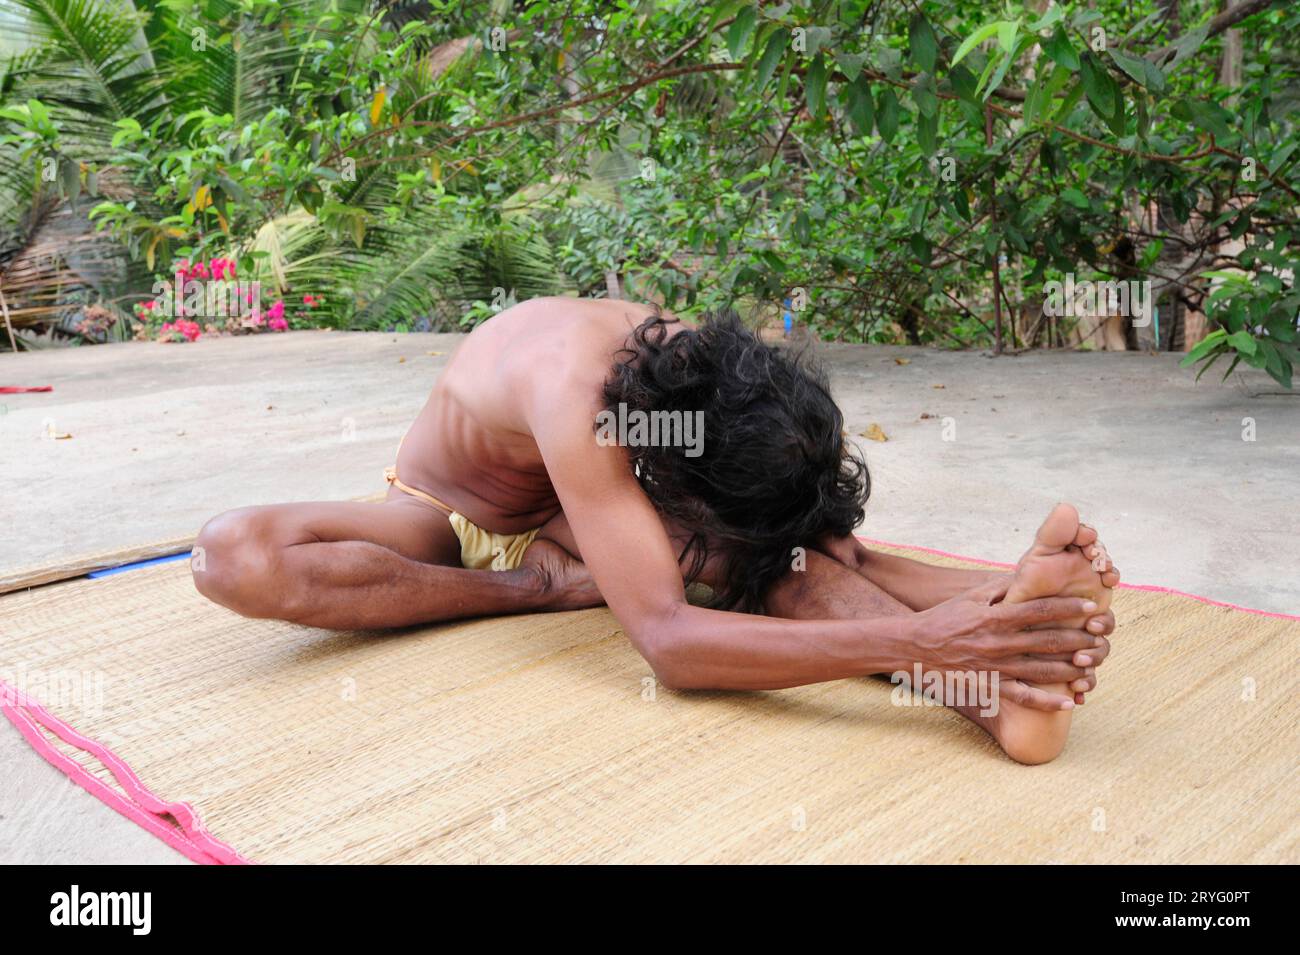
[0,0,1295,387]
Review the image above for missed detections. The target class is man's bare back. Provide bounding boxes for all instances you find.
[397,297,672,535]
[193,297,1118,765]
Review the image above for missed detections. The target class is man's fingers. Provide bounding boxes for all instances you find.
[1000,679,1075,713]
[1001,624,1096,655]
[1074,635,1110,668]
[1005,656,1089,684]
[1085,609,1115,635]
[996,595,1098,628]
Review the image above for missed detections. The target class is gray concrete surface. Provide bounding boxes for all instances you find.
[1,331,1297,864]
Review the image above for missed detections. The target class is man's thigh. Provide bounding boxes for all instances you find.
[208,493,462,566]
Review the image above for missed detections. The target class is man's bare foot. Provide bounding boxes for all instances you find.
[988,502,1113,764]
[518,538,605,611]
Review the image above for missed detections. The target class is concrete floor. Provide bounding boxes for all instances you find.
[1,331,1296,863]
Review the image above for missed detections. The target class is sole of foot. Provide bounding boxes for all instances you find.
[993,502,1113,764]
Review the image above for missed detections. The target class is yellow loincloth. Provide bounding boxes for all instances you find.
[384,465,540,571]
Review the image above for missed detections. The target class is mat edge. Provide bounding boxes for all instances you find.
[855,536,1300,621]
[0,682,251,865]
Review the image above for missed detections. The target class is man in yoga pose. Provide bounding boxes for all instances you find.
[194,298,1118,764]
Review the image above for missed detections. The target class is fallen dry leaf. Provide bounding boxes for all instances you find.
[932,383,945,389]
[861,423,889,442]
[427,350,445,357]
[893,357,911,365]
[398,356,407,363]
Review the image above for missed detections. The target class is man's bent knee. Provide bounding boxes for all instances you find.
[192,508,293,619]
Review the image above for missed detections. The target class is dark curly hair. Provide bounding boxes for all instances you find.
[598,308,869,613]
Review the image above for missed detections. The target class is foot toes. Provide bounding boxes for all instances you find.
[1034,502,1081,552]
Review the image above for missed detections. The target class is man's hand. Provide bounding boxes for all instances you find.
[906,576,1103,711]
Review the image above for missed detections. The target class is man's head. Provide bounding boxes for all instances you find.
[600,309,869,611]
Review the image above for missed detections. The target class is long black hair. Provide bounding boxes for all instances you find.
[599,308,869,612]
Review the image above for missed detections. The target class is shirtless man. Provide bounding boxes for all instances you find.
[193,297,1118,764]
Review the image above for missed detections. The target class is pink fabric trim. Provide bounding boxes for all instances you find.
[0,682,251,865]
[855,535,1300,622]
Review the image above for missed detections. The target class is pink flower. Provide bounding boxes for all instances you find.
[269,316,289,332]
[302,294,317,306]
[211,258,228,280]
[267,300,285,321]
[159,319,200,342]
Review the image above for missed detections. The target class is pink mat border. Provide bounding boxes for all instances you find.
[855,536,1300,622]
[0,685,251,865]
[2,537,1295,865]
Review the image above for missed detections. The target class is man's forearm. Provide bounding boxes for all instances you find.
[641,603,914,691]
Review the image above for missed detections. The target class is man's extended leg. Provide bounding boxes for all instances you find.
[193,494,599,629]
[523,509,1092,763]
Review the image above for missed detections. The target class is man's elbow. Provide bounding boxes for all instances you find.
[643,645,696,690]
[628,612,700,690]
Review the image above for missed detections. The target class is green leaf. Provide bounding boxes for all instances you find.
[845,76,875,136]
[910,232,932,264]
[996,20,1020,54]
[1061,187,1090,209]
[754,28,789,89]
[917,110,938,156]
[876,87,900,142]
[727,6,758,60]
[948,64,978,103]
[1079,52,1123,133]
[1043,26,1079,71]
[834,51,868,80]
[912,73,938,117]
[1226,330,1257,356]
[951,22,1003,67]
[1165,22,1210,68]
[908,13,939,73]
[1182,98,1234,140]
[1107,49,1151,88]
[805,54,827,117]
[1029,7,1064,32]
[1181,328,1226,365]
[793,210,812,245]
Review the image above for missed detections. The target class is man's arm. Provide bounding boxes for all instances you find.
[529,386,1098,706]
[814,533,1115,704]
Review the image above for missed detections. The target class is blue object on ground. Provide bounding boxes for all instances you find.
[88,552,191,578]
[783,297,793,336]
